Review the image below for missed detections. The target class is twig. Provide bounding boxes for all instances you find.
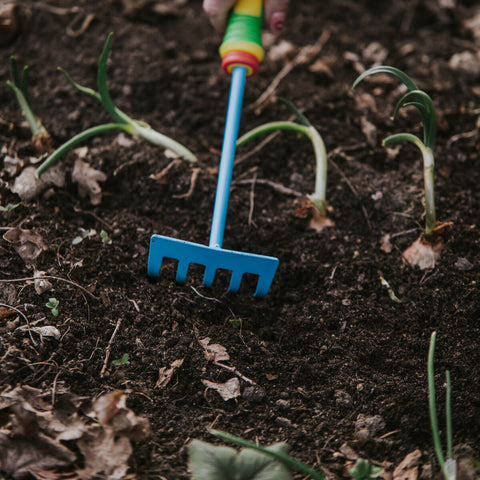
[249,30,330,114]
[173,167,201,199]
[248,172,257,227]
[0,303,37,346]
[0,275,99,300]
[66,12,96,37]
[100,318,123,378]
[214,361,256,386]
[233,178,302,197]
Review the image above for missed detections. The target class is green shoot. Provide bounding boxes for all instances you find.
[348,459,383,479]
[100,230,112,245]
[7,56,51,150]
[353,66,437,236]
[36,33,197,178]
[112,353,129,366]
[0,202,22,214]
[236,98,328,215]
[428,332,456,480]
[46,298,59,317]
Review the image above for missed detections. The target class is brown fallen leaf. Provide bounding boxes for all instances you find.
[3,227,46,266]
[11,165,65,202]
[199,337,230,363]
[393,449,422,480]
[72,158,107,205]
[156,358,184,388]
[295,197,334,232]
[201,378,241,401]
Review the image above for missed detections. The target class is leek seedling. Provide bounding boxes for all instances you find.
[236,98,332,230]
[428,332,456,480]
[7,56,52,152]
[35,33,196,178]
[354,66,449,268]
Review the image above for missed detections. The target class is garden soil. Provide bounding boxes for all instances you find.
[1,0,480,478]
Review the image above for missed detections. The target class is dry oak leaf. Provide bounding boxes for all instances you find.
[201,378,241,401]
[393,449,422,480]
[3,227,46,266]
[156,358,184,388]
[72,158,107,205]
[199,337,230,363]
[11,165,65,202]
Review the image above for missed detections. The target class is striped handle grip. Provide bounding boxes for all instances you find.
[219,0,264,76]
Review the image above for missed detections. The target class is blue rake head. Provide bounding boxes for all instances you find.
[147,234,279,297]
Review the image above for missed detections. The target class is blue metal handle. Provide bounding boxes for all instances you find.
[209,66,247,249]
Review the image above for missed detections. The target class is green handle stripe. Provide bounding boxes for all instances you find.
[221,12,263,51]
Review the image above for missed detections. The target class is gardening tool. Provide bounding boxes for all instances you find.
[147,0,279,297]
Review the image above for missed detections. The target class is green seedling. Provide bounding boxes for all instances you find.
[0,202,22,214]
[7,57,52,151]
[354,66,450,268]
[45,297,59,317]
[348,459,383,480]
[237,98,330,221]
[35,33,197,178]
[112,353,129,366]
[428,332,456,480]
[100,230,112,245]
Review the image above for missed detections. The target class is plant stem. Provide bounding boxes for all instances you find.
[428,331,447,478]
[210,429,325,480]
[383,133,436,235]
[7,81,48,139]
[132,123,197,163]
[36,123,130,177]
[237,121,328,214]
[446,370,453,460]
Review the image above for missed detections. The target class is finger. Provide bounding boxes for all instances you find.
[264,0,289,34]
[203,0,237,32]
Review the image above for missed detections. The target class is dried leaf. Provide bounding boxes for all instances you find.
[361,116,378,147]
[393,449,421,480]
[156,358,184,388]
[199,337,230,362]
[72,158,107,205]
[3,227,46,266]
[11,165,65,202]
[34,269,53,294]
[16,325,61,340]
[403,235,444,270]
[202,378,241,401]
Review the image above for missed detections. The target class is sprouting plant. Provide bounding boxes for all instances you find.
[236,98,329,217]
[72,228,96,245]
[428,332,456,480]
[112,353,129,366]
[45,297,59,317]
[353,66,451,269]
[348,459,383,479]
[0,202,22,214]
[35,33,197,178]
[354,66,437,236]
[7,57,52,151]
[100,230,112,245]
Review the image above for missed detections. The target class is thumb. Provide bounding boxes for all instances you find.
[264,0,289,34]
[203,0,237,32]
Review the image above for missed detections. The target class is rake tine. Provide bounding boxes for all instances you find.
[175,261,190,283]
[228,271,243,293]
[203,267,216,287]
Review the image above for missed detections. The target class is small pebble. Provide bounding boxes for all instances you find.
[242,385,266,403]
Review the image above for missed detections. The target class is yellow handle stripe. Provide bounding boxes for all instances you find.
[233,0,262,17]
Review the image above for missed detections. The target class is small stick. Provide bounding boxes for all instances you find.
[248,172,257,227]
[173,167,201,199]
[250,30,330,114]
[233,178,302,197]
[0,275,99,300]
[214,361,256,386]
[100,318,123,378]
[0,303,37,346]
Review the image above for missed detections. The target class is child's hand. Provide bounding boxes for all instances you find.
[203,0,289,34]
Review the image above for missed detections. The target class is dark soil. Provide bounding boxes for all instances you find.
[1,0,480,478]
